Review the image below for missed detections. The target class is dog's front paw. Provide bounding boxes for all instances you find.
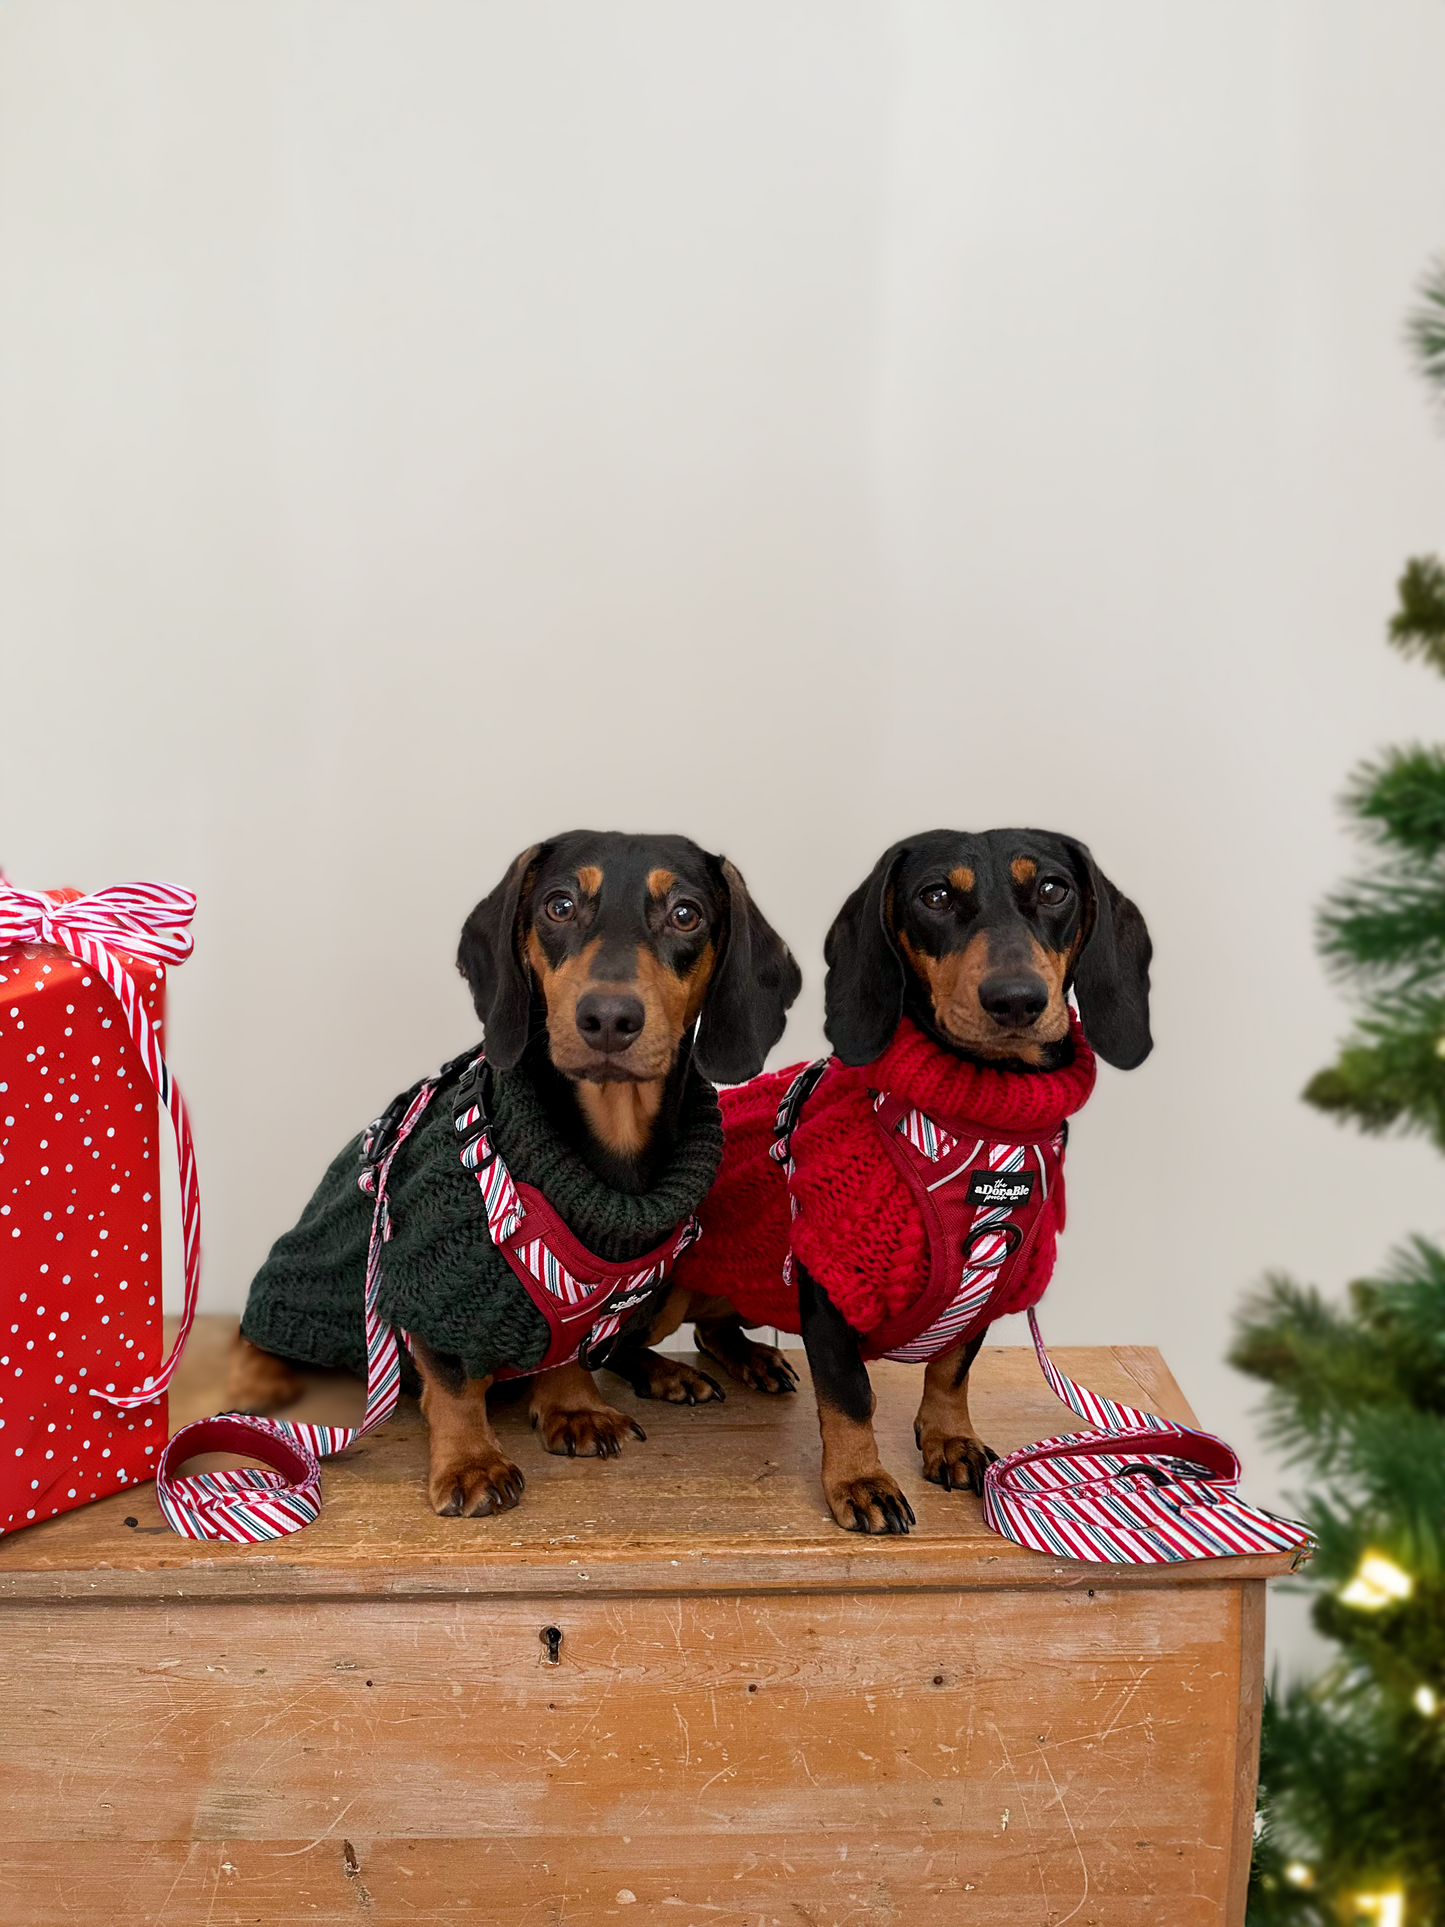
[428,1452,525,1518]
[824,1468,916,1535]
[918,1431,999,1496]
[531,1401,646,1459]
[697,1330,799,1395]
[613,1349,725,1405]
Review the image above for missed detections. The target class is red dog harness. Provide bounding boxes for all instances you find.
[772,1056,1071,1361]
[450,1054,701,1376]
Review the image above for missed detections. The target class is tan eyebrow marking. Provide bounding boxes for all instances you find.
[575,865,603,896]
[647,868,676,898]
[948,865,976,893]
[1010,857,1038,884]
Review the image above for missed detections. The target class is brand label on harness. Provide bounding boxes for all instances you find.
[966,1169,1035,1209]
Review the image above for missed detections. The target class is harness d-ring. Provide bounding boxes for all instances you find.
[962,1220,1023,1265]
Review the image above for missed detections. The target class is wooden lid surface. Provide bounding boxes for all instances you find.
[0,1317,1298,1599]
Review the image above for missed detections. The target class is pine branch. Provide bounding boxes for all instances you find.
[1301,1407,1445,1579]
[1304,1008,1445,1150]
[1313,1575,1445,1710]
[1346,746,1445,856]
[1253,1681,1445,1920]
[1362,1235,1445,1367]
[1409,254,1445,398]
[1231,1250,1445,1468]
[1230,1276,1414,1458]
[1318,863,1445,978]
[1390,556,1445,675]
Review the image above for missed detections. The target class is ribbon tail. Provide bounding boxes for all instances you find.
[47,924,204,1410]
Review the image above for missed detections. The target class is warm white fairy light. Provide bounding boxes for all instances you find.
[1413,1684,1438,1717]
[1284,1861,1315,1888]
[1353,1891,1405,1927]
[1339,1551,1414,1610]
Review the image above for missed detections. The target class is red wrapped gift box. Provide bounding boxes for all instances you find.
[0,882,199,1535]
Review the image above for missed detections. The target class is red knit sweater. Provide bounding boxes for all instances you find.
[673,1016,1097,1339]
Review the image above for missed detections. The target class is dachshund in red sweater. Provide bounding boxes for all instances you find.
[670,829,1152,1534]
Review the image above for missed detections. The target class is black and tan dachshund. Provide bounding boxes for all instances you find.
[802,829,1152,1531]
[671,827,1152,1533]
[230,831,800,1516]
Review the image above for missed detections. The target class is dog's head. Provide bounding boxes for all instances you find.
[823,829,1152,1072]
[458,832,801,1087]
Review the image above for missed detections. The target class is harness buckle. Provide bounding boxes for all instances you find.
[361,1091,413,1173]
[451,1054,493,1136]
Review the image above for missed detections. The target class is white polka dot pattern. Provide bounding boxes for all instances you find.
[0,879,198,1536]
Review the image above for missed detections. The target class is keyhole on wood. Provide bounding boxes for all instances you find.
[541,1625,563,1665]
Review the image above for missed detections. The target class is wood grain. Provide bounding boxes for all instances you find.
[0,1585,1250,1924]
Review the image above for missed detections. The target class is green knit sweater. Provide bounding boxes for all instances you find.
[241,1052,724,1384]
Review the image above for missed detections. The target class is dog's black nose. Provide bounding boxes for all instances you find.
[575,991,646,1054]
[978,974,1049,1029]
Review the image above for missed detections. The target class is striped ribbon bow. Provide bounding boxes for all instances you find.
[0,875,201,1409]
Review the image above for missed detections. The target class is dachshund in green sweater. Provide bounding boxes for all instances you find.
[232,832,801,1518]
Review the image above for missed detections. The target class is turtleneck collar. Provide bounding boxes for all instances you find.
[863,1011,1097,1134]
[487,1057,725,1264]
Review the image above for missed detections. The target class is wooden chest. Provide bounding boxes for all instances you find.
[0,1319,1285,1926]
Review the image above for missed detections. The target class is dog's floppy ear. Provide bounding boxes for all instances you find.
[693,858,802,1085]
[823,842,909,1066]
[1061,840,1153,1070]
[456,843,546,1070]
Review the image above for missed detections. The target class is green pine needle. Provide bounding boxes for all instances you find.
[1304,1007,1445,1149]
[1390,556,1445,675]
[1251,1681,1445,1922]
[1347,746,1445,856]
[1231,1246,1445,1461]
[1409,254,1445,397]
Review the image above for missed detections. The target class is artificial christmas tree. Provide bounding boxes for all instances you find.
[1233,260,1445,1927]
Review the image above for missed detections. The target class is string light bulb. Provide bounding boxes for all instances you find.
[1284,1861,1315,1888]
[1339,1551,1414,1610]
[1352,1891,1405,1927]
[1413,1684,1438,1717]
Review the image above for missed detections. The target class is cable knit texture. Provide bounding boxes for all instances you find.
[241,1051,724,1385]
[673,1015,1096,1338]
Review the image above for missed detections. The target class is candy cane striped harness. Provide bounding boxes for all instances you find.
[772,1058,1066,1363]
[156,1049,699,1541]
[772,1059,1316,1568]
[448,1053,700,1377]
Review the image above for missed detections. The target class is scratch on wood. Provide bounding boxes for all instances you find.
[1036,1745,1090,1927]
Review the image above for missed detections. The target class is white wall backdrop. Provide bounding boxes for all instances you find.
[4,0,1445,1674]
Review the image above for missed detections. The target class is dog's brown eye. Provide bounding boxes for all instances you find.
[1038,877,1072,906]
[669,901,702,932]
[919,885,952,911]
[544,894,576,923]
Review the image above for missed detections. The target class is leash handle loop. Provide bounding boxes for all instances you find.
[978,1310,1316,1565]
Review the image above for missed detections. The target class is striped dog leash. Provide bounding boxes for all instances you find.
[982,1311,1315,1565]
[153,1071,442,1540]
